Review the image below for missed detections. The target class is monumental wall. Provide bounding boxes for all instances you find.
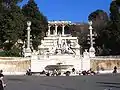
[90,56,120,72]
[0,57,30,75]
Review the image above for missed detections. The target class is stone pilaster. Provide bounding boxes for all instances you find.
[55,24,58,35]
[48,25,51,36]
[62,24,65,36]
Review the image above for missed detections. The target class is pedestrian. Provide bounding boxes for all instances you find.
[72,68,75,74]
[0,70,6,90]
[113,66,117,74]
[96,65,100,74]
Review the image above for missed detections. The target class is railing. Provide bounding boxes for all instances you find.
[95,55,120,58]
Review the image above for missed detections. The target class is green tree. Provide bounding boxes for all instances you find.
[22,0,48,50]
[107,0,120,55]
[2,1,25,50]
[0,0,25,56]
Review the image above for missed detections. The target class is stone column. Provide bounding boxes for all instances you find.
[55,24,58,35]
[25,21,32,57]
[26,21,31,51]
[48,25,51,36]
[62,24,65,36]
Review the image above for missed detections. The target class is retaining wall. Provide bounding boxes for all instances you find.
[90,56,120,72]
[0,57,30,75]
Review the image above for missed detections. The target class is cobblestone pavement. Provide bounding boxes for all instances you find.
[4,74,120,90]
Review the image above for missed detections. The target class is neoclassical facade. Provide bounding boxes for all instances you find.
[38,20,80,56]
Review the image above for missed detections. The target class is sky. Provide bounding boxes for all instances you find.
[20,0,111,23]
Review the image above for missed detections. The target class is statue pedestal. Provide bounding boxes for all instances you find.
[24,48,32,57]
[89,47,95,58]
[82,50,90,71]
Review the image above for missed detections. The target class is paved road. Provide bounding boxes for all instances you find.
[4,74,120,90]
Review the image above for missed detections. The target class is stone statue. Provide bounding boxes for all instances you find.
[61,39,74,54]
[53,30,56,35]
[57,35,62,48]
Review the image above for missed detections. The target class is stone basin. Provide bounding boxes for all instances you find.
[45,65,73,71]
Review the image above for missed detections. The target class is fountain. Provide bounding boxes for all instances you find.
[30,21,91,74]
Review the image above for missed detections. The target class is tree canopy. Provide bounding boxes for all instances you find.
[0,0,48,56]
[88,0,120,55]
[22,0,48,50]
[0,0,25,50]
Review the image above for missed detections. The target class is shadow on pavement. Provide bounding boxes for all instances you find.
[96,82,120,88]
[39,83,76,90]
[6,78,28,82]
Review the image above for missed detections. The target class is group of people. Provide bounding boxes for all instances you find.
[80,69,96,75]
[26,66,119,76]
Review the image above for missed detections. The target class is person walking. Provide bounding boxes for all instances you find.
[113,66,117,74]
[0,70,6,90]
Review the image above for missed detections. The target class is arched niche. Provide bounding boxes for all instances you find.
[50,25,55,35]
[57,25,62,35]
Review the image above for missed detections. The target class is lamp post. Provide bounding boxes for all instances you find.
[88,21,95,57]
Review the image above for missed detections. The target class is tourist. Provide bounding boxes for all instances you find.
[0,70,6,90]
[113,66,117,74]
[96,65,100,74]
[46,72,50,76]
[86,70,91,75]
[81,70,87,75]
[72,68,75,74]
[65,71,71,76]
[53,69,58,76]
[89,69,96,75]
[26,69,32,76]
